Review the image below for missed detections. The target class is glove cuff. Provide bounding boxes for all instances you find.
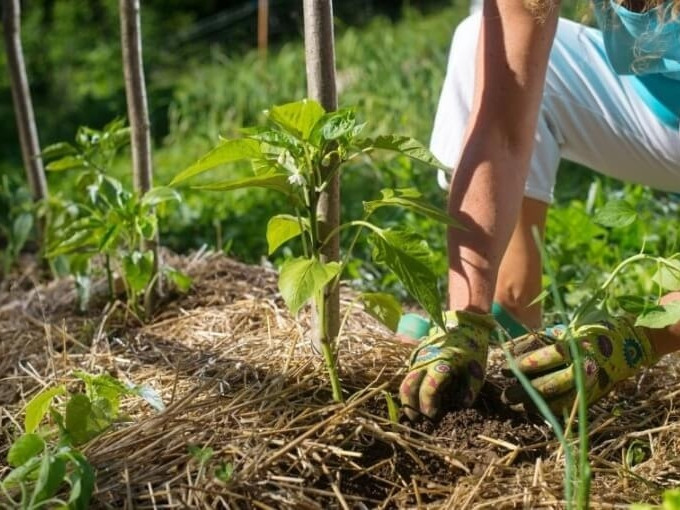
[443,310,497,331]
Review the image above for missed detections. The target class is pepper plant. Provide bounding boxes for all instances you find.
[42,120,189,316]
[171,99,460,401]
[0,371,163,509]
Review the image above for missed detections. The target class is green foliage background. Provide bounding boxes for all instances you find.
[0,0,677,313]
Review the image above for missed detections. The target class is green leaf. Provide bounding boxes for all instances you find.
[360,292,402,332]
[592,200,637,228]
[46,229,98,257]
[34,451,67,504]
[245,127,302,154]
[635,302,680,329]
[7,433,45,467]
[1,455,42,489]
[383,391,399,425]
[364,188,462,227]
[614,295,649,315]
[73,371,130,416]
[528,289,550,308]
[215,461,234,482]
[24,386,66,433]
[188,445,214,465]
[41,142,78,160]
[46,155,86,172]
[99,176,126,209]
[278,257,341,315]
[165,266,192,293]
[122,250,155,295]
[170,138,262,185]
[266,214,307,255]
[194,171,294,196]
[368,229,444,330]
[97,224,120,253]
[65,394,110,445]
[266,99,325,140]
[662,489,680,510]
[141,186,182,207]
[310,108,356,144]
[653,259,680,291]
[625,439,650,468]
[11,212,33,254]
[355,135,447,168]
[65,450,95,510]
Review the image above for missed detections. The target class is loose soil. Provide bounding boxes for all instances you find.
[1,251,678,509]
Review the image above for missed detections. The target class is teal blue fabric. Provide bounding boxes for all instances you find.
[491,302,528,340]
[592,0,680,127]
[397,313,431,340]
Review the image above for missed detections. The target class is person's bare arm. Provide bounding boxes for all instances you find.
[447,0,560,312]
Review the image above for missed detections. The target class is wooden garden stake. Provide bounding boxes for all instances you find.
[303,0,341,394]
[2,0,48,204]
[119,0,160,314]
[258,0,269,58]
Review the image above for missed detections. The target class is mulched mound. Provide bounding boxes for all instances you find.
[1,251,678,509]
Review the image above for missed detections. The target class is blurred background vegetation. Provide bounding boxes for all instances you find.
[1,0,677,312]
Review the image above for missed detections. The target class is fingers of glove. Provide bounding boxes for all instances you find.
[501,334,554,376]
[399,369,427,421]
[503,365,575,405]
[461,363,486,407]
[418,364,452,419]
[514,343,570,375]
[508,333,553,357]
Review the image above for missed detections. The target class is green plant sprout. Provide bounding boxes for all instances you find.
[171,99,459,401]
[0,176,34,279]
[0,371,164,509]
[41,120,191,316]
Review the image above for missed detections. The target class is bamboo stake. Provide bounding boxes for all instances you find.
[303,0,340,358]
[257,0,269,58]
[119,0,160,314]
[2,0,48,203]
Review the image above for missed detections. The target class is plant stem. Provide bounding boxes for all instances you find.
[294,207,310,258]
[315,287,343,402]
[105,255,114,300]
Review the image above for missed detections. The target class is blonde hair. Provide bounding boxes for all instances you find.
[524,0,680,19]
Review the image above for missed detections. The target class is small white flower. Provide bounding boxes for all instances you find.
[288,172,306,187]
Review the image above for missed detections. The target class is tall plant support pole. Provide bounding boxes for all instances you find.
[303,1,340,367]
[2,0,48,204]
[119,0,159,312]
[257,0,269,58]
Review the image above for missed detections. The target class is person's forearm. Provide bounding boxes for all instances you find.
[447,139,530,312]
[447,0,559,313]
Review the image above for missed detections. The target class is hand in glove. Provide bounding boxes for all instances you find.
[399,310,496,420]
[502,316,659,413]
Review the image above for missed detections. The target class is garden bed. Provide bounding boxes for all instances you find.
[1,251,678,508]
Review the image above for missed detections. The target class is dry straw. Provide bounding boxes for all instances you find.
[1,251,678,508]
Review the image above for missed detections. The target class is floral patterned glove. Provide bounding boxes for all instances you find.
[502,316,660,413]
[399,310,496,420]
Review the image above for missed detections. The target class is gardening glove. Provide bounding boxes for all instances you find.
[399,310,496,420]
[502,316,660,413]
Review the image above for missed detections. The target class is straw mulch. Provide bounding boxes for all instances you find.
[1,251,679,509]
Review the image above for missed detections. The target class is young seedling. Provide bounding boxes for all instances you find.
[42,120,190,316]
[1,371,163,509]
[171,99,460,401]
